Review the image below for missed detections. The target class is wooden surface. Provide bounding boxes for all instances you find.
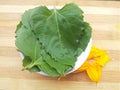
[0,1,120,90]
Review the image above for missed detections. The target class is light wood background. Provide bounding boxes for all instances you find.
[0,0,120,90]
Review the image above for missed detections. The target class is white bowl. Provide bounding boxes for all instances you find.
[20,39,92,76]
[68,38,92,74]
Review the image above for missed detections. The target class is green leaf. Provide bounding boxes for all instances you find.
[15,21,22,33]
[43,52,70,75]
[15,24,62,76]
[29,66,40,72]
[23,56,32,67]
[15,26,41,60]
[37,61,60,76]
[15,3,92,76]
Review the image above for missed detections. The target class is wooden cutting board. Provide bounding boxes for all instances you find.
[0,1,120,90]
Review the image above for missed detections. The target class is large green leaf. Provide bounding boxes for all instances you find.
[16,26,41,60]
[15,24,60,76]
[15,3,92,76]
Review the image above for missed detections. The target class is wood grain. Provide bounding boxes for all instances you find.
[0,1,120,90]
[0,0,120,7]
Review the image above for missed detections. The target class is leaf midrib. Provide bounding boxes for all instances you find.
[54,9,63,49]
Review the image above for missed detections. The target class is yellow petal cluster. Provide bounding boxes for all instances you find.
[73,46,110,82]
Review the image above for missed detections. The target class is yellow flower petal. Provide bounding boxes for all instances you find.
[87,46,96,59]
[73,61,89,73]
[95,55,110,67]
[86,63,102,83]
[73,46,110,83]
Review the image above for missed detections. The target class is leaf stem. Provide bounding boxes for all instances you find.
[24,62,35,69]
[53,6,57,12]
